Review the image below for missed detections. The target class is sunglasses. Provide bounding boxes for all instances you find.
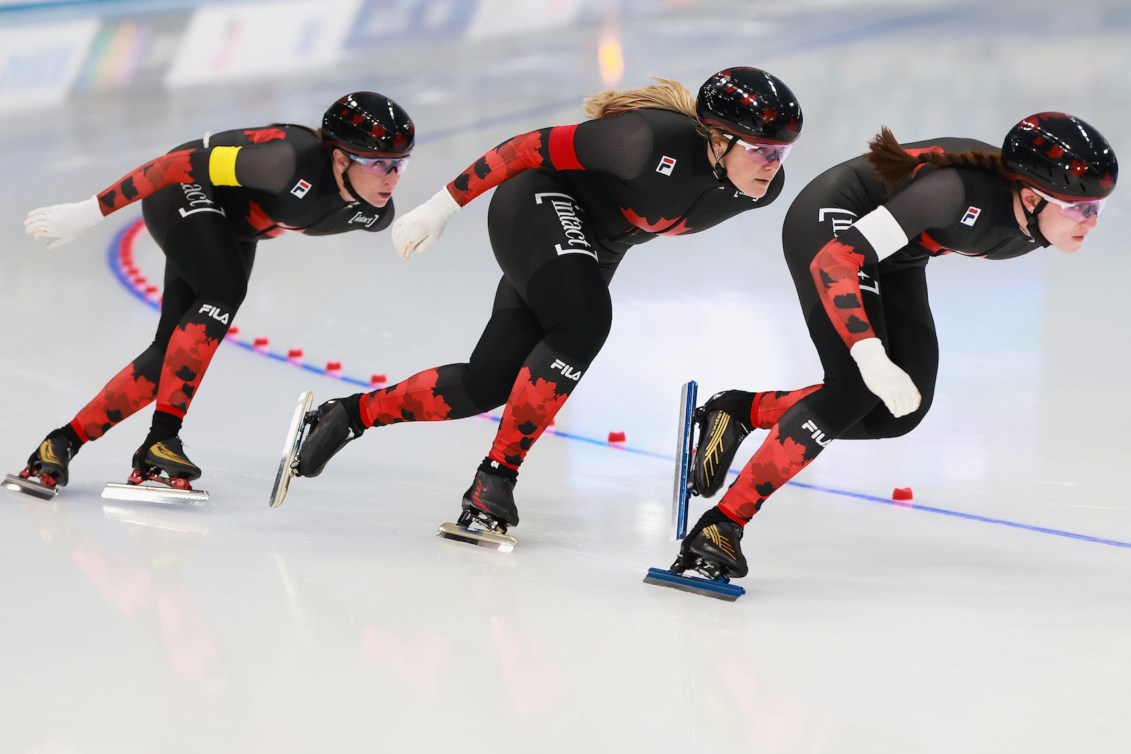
[348,153,411,176]
[1028,186,1105,222]
[731,137,792,166]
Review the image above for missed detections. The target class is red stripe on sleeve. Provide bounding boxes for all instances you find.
[548,124,583,171]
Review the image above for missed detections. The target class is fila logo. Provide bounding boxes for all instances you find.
[961,206,981,226]
[801,419,833,447]
[551,359,583,381]
[290,179,312,198]
[656,155,677,176]
[818,207,858,237]
[198,304,230,324]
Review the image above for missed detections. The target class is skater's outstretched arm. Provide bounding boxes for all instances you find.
[23,140,297,249]
[391,113,657,259]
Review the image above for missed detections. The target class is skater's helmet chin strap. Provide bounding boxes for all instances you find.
[1018,186,1052,248]
[709,134,739,182]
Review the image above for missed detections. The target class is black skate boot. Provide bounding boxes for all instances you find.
[25,428,79,488]
[6,428,80,498]
[295,396,366,478]
[670,507,749,581]
[459,458,520,533]
[101,435,208,504]
[130,435,201,485]
[691,390,754,498]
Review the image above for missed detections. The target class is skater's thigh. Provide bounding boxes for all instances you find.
[487,171,599,299]
[152,270,197,345]
[142,185,253,303]
[464,279,545,402]
[842,257,937,440]
[473,278,543,361]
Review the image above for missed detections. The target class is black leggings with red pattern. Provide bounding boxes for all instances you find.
[69,182,253,442]
[360,171,615,469]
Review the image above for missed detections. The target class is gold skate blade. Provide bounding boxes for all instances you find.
[269,390,315,508]
[437,521,516,553]
[3,474,58,500]
[101,482,209,505]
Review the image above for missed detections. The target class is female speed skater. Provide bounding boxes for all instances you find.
[288,67,804,539]
[12,92,414,495]
[664,111,1117,585]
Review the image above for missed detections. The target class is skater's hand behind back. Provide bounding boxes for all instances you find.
[391,187,461,259]
[24,196,104,250]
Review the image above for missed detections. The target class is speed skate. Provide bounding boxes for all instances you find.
[642,380,746,601]
[102,475,209,505]
[3,473,60,500]
[269,390,314,508]
[437,510,517,553]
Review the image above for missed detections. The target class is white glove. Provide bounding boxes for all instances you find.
[24,195,104,250]
[390,187,461,260]
[850,337,921,418]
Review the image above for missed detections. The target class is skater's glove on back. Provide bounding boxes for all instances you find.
[24,195,104,250]
[390,187,460,260]
[850,337,921,418]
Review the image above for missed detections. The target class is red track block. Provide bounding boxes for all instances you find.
[253,337,269,349]
[607,431,626,443]
[370,373,387,385]
[287,348,304,360]
[892,487,914,502]
[326,361,342,372]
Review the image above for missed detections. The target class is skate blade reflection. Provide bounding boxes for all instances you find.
[103,503,209,534]
[643,567,745,602]
[437,522,517,553]
[3,473,59,500]
[102,482,209,505]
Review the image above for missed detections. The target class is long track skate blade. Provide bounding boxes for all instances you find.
[671,380,698,540]
[643,567,745,602]
[101,483,209,505]
[437,522,517,553]
[269,390,315,508]
[3,474,59,500]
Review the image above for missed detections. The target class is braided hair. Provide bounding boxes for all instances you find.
[866,127,1009,197]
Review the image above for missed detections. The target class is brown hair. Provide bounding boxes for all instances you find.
[583,77,718,141]
[866,127,1008,196]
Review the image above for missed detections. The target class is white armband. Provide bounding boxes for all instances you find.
[851,206,909,261]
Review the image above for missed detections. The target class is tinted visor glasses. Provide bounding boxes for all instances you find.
[348,153,411,176]
[731,137,792,166]
[1030,186,1105,222]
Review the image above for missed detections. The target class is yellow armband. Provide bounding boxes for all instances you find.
[208,146,242,186]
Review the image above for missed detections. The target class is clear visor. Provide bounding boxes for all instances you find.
[731,137,792,166]
[348,153,411,176]
[1029,186,1105,222]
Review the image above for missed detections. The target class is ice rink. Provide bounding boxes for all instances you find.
[2,1,1130,752]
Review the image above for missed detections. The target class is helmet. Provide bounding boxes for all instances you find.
[322,91,414,157]
[1002,112,1117,199]
[696,67,802,144]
